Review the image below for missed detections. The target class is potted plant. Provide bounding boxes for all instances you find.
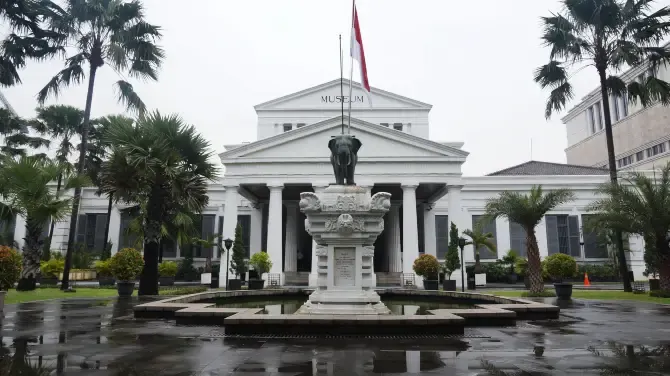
[413,254,440,290]
[442,223,461,291]
[39,258,64,286]
[110,247,144,297]
[544,253,577,299]
[0,246,22,311]
[515,258,530,288]
[248,252,272,289]
[158,261,178,286]
[502,250,519,284]
[228,224,248,290]
[94,259,115,287]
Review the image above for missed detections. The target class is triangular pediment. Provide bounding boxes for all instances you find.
[254,79,432,111]
[220,116,467,162]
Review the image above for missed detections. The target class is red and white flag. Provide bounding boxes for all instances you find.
[350,1,370,94]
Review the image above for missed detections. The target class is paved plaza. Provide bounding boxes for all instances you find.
[1,297,669,375]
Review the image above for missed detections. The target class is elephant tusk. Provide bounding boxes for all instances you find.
[347,153,351,166]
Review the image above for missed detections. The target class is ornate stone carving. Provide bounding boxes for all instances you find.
[370,192,392,212]
[322,195,368,212]
[299,192,321,211]
[304,218,312,234]
[315,245,327,256]
[362,246,375,257]
[325,214,365,234]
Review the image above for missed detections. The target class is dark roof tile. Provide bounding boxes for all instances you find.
[486,161,609,176]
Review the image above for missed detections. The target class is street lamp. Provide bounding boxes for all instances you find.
[458,237,466,292]
[222,238,233,290]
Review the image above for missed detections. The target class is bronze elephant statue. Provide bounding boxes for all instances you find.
[328,135,362,185]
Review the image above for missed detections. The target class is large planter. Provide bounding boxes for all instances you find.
[116,281,135,297]
[553,283,573,299]
[40,277,59,286]
[423,279,439,291]
[97,277,115,287]
[442,279,457,291]
[59,270,96,281]
[228,279,242,290]
[248,279,265,290]
[200,272,211,285]
[159,276,175,286]
[649,278,661,291]
[475,273,487,287]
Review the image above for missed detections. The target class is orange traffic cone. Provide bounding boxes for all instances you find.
[584,272,591,287]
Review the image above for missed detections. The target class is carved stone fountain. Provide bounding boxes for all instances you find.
[296,185,391,315]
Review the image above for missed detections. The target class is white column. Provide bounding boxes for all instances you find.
[385,204,402,272]
[250,203,263,257]
[423,203,436,258]
[220,185,239,287]
[284,201,298,273]
[267,184,284,281]
[402,184,420,285]
[212,206,222,261]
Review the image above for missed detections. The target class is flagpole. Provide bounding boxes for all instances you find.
[339,34,344,135]
[347,0,355,134]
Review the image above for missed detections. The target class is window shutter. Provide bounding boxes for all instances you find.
[237,215,251,258]
[435,215,448,259]
[76,215,87,244]
[568,215,581,257]
[545,215,559,255]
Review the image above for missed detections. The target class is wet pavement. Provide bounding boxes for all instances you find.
[1,297,669,375]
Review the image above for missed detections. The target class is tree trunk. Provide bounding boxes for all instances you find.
[102,194,113,255]
[138,192,163,296]
[525,227,544,294]
[597,66,632,293]
[16,218,44,291]
[159,238,164,263]
[61,65,98,291]
[45,172,63,257]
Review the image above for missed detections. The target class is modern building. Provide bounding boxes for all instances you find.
[4,79,649,286]
[562,43,670,171]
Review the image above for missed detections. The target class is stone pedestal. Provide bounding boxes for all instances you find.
[297,185,391,315]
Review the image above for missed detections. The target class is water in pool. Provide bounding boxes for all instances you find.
[213,297,475,315]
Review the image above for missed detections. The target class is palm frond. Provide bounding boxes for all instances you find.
[646,75,670,105]
[534,61,569,88]
[36,53,87,104]
[114,80,146,115]
[545,81,574,119]
[606,75,628,97]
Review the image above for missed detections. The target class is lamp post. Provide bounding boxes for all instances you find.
[220,238,233,290]
[458,237,466,292]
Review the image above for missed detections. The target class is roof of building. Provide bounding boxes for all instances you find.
[486,160,609,176]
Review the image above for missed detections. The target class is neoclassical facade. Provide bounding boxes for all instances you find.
[6,80,648,286]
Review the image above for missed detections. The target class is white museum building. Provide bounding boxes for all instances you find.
[5,80,649,286]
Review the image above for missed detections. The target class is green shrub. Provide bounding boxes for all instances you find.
[442,222,460,280]
[110,248,144,281]
[94,260,113,277]
[72,243,93,269]
[544,253,577,282]
[52,251,64,261]
[413,254,440,279]
[515,258,529,277]
[41,241,51,261]
[0,246,22,290]
[522,289,556,298]
[158,261,178,277]
[502,250,519,274]
[40,258,64,278]
[249,252,272,276]
[100,241,113,261]
[649,290,670,298]
[483,261,507,281]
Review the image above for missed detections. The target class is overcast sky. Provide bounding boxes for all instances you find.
[3,0,610,176]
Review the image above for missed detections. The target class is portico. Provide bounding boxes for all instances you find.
[219,115,468,286]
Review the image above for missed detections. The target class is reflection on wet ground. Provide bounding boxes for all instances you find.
[1,296,670,375]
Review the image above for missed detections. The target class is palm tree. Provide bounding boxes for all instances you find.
[484,185,575,294]
[535,0,670,292]
[0,108,50,158]
[586,163,670,292]
[0,0,64,87]
[0,156,89,291]
[31,105,83,251]
[36,0,164,290]
[99,111,217,295]
[462,223,497,274]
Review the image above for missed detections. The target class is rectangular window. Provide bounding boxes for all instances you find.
[380,123,389,127]
[509,221,527,258]
[612,95,620,121]
[545,215,581,257]
[118,212,139,250]
[621,95,629,117]
[587,107,596,134]
[594,102,603,130]
[435,215,449,259]
[647,142,667,157]
[217,215,252,258]
[393,123,403,131]
[77,213,108,252]
[282,123,292,132]
[296,123,306,128]
[193,214,215,258]
[581,214,608,258]
[471,216,497,259]
[636,151,645,162]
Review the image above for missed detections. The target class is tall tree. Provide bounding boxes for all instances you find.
[0,0,65,87]
[0,108,49,157]
[586,163,670,292]
[535,0,670,292]
[36,0,164,290]
[31,105,83,251]
[462,223,497,258]
[484,185,574,294]
[99,111,217,295]
[0,156,89,291]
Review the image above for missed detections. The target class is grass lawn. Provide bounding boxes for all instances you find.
[2,286,207,305]
[489,290,670,304]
